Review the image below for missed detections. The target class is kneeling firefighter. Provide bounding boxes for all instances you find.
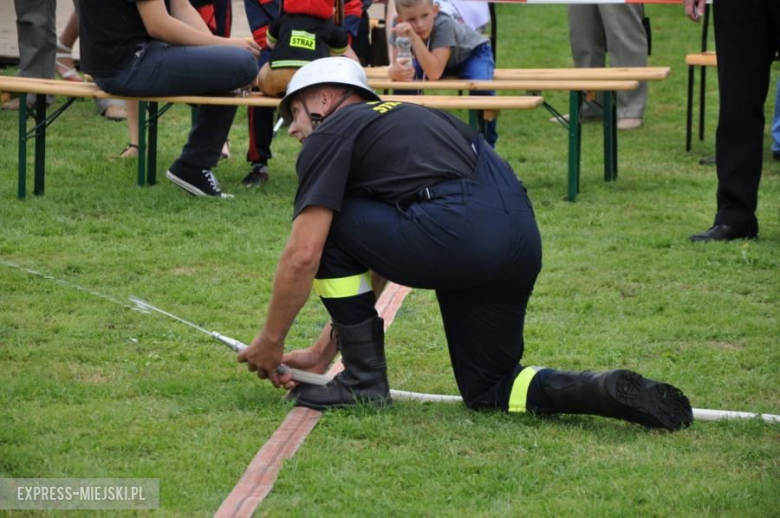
[238,57,693,431]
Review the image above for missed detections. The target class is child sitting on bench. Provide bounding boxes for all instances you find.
[388,0,497,146]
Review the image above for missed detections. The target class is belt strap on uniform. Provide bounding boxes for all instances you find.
[417,180,470,202]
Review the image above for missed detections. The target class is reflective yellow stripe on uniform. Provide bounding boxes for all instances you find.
[508,366,539,413]
[313,272,372,299]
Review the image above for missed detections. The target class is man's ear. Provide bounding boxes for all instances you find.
[432,3,439,15]
[318,88,332,109]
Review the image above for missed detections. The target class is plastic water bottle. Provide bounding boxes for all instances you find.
[231,82,253,97]
[396,36,413,71]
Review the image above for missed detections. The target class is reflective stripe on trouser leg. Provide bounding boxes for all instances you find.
[314,271,372,299]
[508,366,540,413]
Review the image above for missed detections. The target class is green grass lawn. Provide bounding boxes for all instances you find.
[1,5,779,516]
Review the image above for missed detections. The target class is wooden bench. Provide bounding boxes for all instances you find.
[366,72,655,201]
[364,66,671,81]
[685,52,717,152]
[0,76,541,199]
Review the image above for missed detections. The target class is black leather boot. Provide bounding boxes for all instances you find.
[292,316,391,410]
[541,369,693,431]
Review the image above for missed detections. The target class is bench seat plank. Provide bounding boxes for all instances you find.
[0,76,542,110]
[685,53,717,67]
[1,76,547,200]
[364,66,671,82]
[370,79,640,92]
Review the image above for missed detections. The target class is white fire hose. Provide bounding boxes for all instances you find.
[130,296,780,425]
[278,366,780,424]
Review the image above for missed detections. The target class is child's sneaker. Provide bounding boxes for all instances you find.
[166,163,233,198]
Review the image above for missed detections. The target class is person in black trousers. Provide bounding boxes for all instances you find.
[237,58,693,432]
[687,0,780,242]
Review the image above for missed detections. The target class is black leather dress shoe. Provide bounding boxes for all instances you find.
[689,224,758,242]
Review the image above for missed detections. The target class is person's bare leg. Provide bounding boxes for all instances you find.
[56,12,82,81]
[120,100,140,158]
[59,10,78,47]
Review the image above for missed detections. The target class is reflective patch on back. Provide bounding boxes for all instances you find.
[367,101,402,114]
[289,30,316,50]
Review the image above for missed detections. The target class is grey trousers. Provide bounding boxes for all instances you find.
[15,0,57,79]
[568,4,648,119]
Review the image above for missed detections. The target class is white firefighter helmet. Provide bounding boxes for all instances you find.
[278,57,380,124]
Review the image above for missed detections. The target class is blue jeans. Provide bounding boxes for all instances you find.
[773,77,780,153]
[95,41,258,169]
[414,42,498,147]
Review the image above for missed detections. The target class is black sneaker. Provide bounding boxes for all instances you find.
[166,164,233,198]
[241,163,270,187]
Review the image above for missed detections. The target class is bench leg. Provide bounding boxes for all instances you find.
[603,91,618,182]
[686,65,694,152]
[466,109,490,142]
[468,109,478,132]
[699,66,707,142]
[18,94,27,199]
[137,101,147,187]
[34,94,47,196]
[568,91,583,202]
[147,101,158,185]
[577,99,583,194]
[611,93,618,180]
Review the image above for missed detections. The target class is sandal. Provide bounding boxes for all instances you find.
[55,41,84,83]
[119,143,139,158]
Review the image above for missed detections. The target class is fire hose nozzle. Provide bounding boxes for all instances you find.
[211,332,330,386]
[276,365,331,386]
[211,332,248,353]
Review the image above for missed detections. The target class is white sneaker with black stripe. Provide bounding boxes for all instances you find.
[166,164,233,199]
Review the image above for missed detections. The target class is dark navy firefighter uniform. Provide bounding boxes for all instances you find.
[295,100,553,412]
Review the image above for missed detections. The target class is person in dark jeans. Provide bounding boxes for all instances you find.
[686,0,779,241]
[75,0,260,198]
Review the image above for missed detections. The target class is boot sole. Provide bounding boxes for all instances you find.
[294,398,393,412]
[607,370,693,431]
[292,386,392,411]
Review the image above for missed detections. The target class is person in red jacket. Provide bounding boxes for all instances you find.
[256,4,358,97]
[241,0,363,187]
[191,0,233,37]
